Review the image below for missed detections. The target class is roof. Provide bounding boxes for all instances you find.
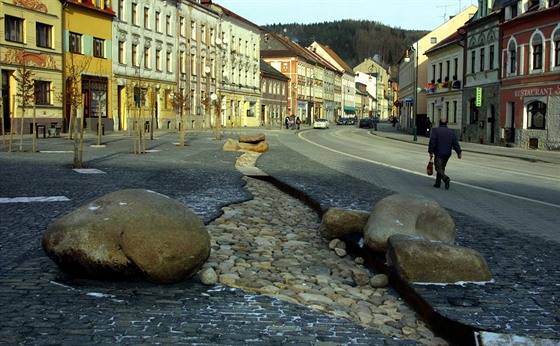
[424,31,464,55]
[310,41,354,73]
[260,59,289,81]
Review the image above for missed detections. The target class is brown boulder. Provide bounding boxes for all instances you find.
[363,194,456,253]
[42,189,210,284]
[319,208,370,239]
[386,235,492,283]
[239,133,265,143]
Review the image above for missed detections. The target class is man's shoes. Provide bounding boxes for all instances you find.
[444,178,450,190]
[433,183,441,188]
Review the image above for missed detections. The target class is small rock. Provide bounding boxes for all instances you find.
[199,267,218,285]
[334,248,347,257]
[370,274,389,288]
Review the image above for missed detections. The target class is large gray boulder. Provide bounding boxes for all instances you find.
[42,189,210,284]
[319,208,370,239]
[363,194,456,253]
[386,235,492,283]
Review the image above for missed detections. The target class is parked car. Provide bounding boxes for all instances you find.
[313,118,330,129]
[336,117,348,125]
[359,117,375,128]
[346,117,356,125]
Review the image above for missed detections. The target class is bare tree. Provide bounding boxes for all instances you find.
[11,64,35,152]
[63,53,92,167]
[170,88,191,146]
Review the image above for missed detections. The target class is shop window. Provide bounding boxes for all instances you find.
[527,101,546,129]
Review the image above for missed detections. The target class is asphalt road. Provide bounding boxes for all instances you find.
[283,124,560,245]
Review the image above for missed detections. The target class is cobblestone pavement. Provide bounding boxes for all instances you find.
[0,132,420,345]
[1,130,559,345]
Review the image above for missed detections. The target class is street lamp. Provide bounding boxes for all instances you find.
[405,45,419,142]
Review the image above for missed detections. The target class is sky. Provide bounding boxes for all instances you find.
[215,0,476,31]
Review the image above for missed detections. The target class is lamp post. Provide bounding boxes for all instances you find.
[404,45,418,142]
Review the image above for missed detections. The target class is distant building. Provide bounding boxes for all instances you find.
[499,0,560,150]
[260,59,289,128]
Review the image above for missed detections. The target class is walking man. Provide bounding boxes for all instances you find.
[428,117,462,189]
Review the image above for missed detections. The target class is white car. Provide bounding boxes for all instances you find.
[313,118,330,129]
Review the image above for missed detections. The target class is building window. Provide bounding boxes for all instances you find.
[508,41,517,74]
[118,41,125,64]
[471,50,476,73]
[118,0,125,21]
[430,37,437,44]
[532,35,543,70]
[180,51,186,74]
[155,12,161,32]
[453,100,457,123]
[489,45,495,69]
[445,60,450,80]
[143,7,150,29]
[69,32,82,53]
[5,15,24,43]
[93,38,104,58]
[480,47,485,71]
[554,31,560,67]
[132,44,138,66]
[453,58,458,77]
[190,54,196,75]
[191,21,196,40]
[469,98,478,124]
[144,46,150,69]
[166,15,171,35]
[35,81,51,105]
[36,23,52,48]
[156,49,162,71]
[132,3,138,25]
[201,25,206,43]
[166,51,172,73]
[527,101,546,129]
[180,17,185,37]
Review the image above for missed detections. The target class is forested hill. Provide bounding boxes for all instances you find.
[263,20,427,69]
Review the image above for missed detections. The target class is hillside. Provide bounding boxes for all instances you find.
[264,20,427,70]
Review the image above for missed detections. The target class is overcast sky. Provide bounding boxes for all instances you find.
[215,0,476,31]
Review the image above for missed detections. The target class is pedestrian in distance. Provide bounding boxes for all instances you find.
[296,116,301,130]
[428,117,462,189]
[285,116,290,129]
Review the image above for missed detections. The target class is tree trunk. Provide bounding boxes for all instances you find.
[19,106,25,151]
[9,95,15,152]
[32,103,37,153]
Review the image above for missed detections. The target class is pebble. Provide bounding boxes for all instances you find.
[203,152,448,346]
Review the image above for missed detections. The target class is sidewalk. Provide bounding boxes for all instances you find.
[370,124,560,164]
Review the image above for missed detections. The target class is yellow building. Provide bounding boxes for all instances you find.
[61,0,114,133]
[0,0,63,135]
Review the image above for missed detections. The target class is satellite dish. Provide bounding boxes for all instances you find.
[216,38,222,46]
[205,66,211,74]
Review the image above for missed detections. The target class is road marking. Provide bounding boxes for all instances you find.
[298,131,560,209]
[73,168,106,174]
[0,196,70,203]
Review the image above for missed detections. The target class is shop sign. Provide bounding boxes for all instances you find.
[475,87,482,107]
[514,86,560,99]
